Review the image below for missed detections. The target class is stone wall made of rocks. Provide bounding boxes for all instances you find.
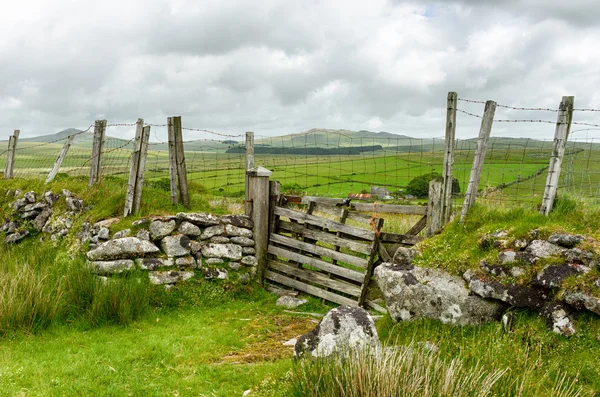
[83,213,257,286]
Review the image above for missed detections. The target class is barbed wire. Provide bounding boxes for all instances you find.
[15,125,93,151]
[181,127,245,138]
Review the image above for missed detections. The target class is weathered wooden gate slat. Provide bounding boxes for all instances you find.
[268,260,362,297]
[278,220,372,254]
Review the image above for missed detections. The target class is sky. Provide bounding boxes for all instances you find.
[1,0,600,142]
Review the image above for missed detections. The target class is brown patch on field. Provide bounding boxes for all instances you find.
[220,315,318,363]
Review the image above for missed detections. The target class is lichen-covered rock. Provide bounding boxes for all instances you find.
[565,248,595,266]
[229,236,255,247]
[113,229,131,239]
[392,247,418,269]
[242,247,256,255]
[375,264,504,325]
[563,291,600,315]
[498,250,518,264]
[224,224,253,238]
[531,264,581,288]
[89,259,134,275]
[97,227,110,240]
[524,240,564,263]
[510,266,526,277]
[464,270,548,309]
[277,295,307,308]
[177,212,220,227]
[24,191,37,203]
[66,197,84,212]
[200,225,225,240]
[209,236,230,244]
[228,261,242,270]
[220,214,254,229]
[201,243,243,261]
[149,271,194,285]
[204,267,229,280]
[160,235,191,257]
[189,240,205,255]
[241,255,257,267]
[175,256,196,269]
[479,260,506,277]
[178,221,201,237]
[86,237,160,260]
[136,229,150,241]
[295,306,380,358]
[205,257,225,266]
[540,302,576,336]
[5,231,29,244]
[33,208,52,231]
[135,257,174,270]
[548,233,584,249]
[150,219,176,241]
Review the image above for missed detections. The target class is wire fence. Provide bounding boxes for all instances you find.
[1,96,600,210]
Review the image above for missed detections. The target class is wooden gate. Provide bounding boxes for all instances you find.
[265,196,429,309]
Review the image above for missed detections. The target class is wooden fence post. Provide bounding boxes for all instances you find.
[426,180,443,237]
[245,131,255,215]
[268,180,281,235]
[124,119,144,217]
[247,166,272,282]
[46,134,74,183]
[540,96,575,215]
[442,92,457,225]
[133,125,151,214]
[88,120,107,188]
[3,130,19,179]
[167,117,178,205]
[460,100,496,223]
[173,116,190,209]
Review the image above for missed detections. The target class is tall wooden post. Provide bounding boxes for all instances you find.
[88,120,107,188]
[4,129,20,179]
[442,92,457,224]
[167,117,178,205]
[167,116,190,208]
[245,131,255,215]
[46,134,74,183]
[460,100,496,223]
[247,166,272,282]
[124,119,144,217]
[540,96,575,215]
[426,180,443,237]
[132,125,151,214]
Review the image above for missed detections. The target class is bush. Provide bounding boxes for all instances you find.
[406,173,460,198]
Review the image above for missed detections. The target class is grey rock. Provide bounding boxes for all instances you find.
[22,210,41,219]
[295,306,380,358]
[241,255,257,267]
[204,267,229,280]
[175,256,196,269]
[160,235,191,257]
[189,240,205,255]
[200,225,225,240]
[375,264,503,325]
[66,197,84,212]
[220,214,254,229]
[510,266,526,277]
[479,260,506,277]
[277,295,308,308]
[149,271,194,285]
[62,189,73,198]
[24,191,37,203]
[206,257,225,266]
[90,259,134,275]
[97,227,110,240]
[131,218,149,227]
[224,224,253,238]
[392,247,418,269]
[3,220,19,234]
[229,236,255,247]
[498,250,518,264]
[532,264,581,289]
[464,270,548,309]
[210,236,230,244]
[93,218,120,230]
[524,240,564,262]
[135,257,174,270]
[242,247,256,255]
[149,219,176,241]
[33,208,52,231]
[136,229,150,241]
[5,231,29,244]
[540,302,576,336]
[548,233,584,249]
[201,243,243,261]
[228,261,242,270]
[512,239,528,250]
[563,291,600,315]
[13,198,27,211]
[178,221,201,237]
[565,248,595,266]
[177,212,220,227]
[86,237,160,260]
[113,229,131,239]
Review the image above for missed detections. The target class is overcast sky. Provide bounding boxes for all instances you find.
[1,0,599,142]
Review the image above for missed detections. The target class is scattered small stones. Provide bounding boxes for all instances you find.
[276,295,308,309]
[204,267,229,280]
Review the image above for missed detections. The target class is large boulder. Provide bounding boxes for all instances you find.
[294,306,380,358]
[375,263,504,325]
[86,237,160,260]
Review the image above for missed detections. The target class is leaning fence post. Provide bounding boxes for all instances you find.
[173,116,190,209]
[124,119,144,217]
[132,125,151,215]
[88,120,107,188]
[426,180,443,237]
[540,96,575,215]
[442,92,457,225]
[46,134,74,183]
[3,129,19,179]
[460,100,496,223]
[245,131,255,215]
[247,166,272,282]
